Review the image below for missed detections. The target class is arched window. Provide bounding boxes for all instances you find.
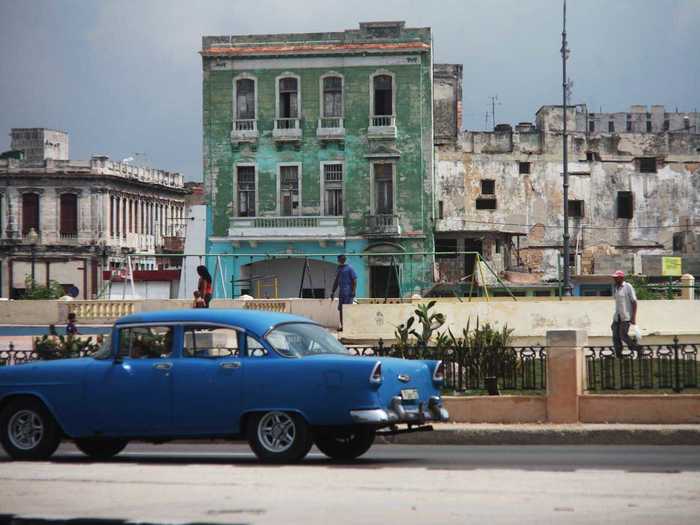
[59,193,78,236]
[373,75,393,116]
[278,77,299,119]
[22,193,40,235]
[236,78,255,120]
[322,76,343,118]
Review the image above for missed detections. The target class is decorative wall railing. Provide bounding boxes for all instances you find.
[585,337,699,392]
[67,301,137,320]
[345,341,547,392]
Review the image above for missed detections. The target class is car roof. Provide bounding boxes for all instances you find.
[114,308,315,337]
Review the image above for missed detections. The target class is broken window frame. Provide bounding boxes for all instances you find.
[616,191,634,219]
[608,121,615,133]
[322,162,343,217]
[481,179,496,195]
[372,162,394,215]
[236,165,256,217]
[372,73,394,117]
[277,76,299,120]
[321,75,343,119]
[435,238,458,258]
[518,161,531,175]
[475,198,497,211]
[235,77,256,120]
[568,199,585,219]
[279,164,301,217]
[589,120,595,133]
[638,157,657,173]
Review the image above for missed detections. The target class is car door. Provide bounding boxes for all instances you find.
[86,324,174,436]
[170,324,244,435]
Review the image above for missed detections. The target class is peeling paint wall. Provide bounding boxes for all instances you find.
[436,105,700,280]
[202,22,436,297]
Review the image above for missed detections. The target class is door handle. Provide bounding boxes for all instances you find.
[220,361,241,370]
[153,362,173,370]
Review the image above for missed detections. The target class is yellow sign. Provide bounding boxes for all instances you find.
[661,257,682,277]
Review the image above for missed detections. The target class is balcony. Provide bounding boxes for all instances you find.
[230,119,258,143]
[161,236,185,253]
[229,215,345,240]
[316,117,345,141]
[368,115,397,139]
[272,118,302,141]
[59,232,79,243]
[364,213,401,237]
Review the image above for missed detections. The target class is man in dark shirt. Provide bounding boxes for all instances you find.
[66,312,79,336]
[330,254,357,332]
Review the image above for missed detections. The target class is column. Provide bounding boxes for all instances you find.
[115,196,120,239]
[681,274,695,300]
[545,329,588,423]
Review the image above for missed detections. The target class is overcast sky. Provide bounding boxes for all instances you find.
[1,0,698,181]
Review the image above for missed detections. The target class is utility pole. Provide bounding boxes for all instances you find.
[561,0,573,296]
[488,95,500,130]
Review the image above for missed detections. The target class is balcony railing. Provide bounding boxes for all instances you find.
[273,118,302,141]
[229,215,345,239]
[231,119,258,142]
[317,117,345,140]
[59,232,78,241]
[368,115,397,139]
[364,213,401,237]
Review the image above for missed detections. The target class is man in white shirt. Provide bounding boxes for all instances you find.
[611,270,640,357]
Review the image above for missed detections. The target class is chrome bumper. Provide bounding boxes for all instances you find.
[350,396,449,426]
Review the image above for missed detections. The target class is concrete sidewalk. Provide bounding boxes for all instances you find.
[390,423,700,446]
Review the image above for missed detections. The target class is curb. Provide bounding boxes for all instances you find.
[389,426,700,446]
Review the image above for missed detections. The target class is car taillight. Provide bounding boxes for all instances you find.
[433,360,445,383]
[370,361,383,384]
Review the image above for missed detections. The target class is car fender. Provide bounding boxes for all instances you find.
[0,390,68,435]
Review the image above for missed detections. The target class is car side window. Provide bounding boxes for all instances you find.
[246,335,268,358]
[183,326,239,358]
[118,326,173,359]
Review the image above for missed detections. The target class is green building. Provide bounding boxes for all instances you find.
[201,21,438,298]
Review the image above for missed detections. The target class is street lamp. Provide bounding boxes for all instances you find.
[26,227,40,290]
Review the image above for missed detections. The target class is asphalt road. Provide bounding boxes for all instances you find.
[2,443,700,525]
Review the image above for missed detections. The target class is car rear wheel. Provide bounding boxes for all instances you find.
[246,411,312,463]
[74,438,128,460]
[0,398,61,460]
[314,427,375,460]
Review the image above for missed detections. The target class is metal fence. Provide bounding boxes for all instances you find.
[346,340,547,392]
[585,337,699,392]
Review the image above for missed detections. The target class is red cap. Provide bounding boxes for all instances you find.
[612,270,625,278]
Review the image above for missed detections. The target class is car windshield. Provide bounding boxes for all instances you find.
[266,323,349,358]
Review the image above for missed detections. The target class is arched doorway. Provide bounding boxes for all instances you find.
[363,242,405,299]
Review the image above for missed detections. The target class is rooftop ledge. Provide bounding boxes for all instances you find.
[201,41,430,57]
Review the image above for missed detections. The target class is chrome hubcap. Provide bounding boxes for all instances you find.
[257,412,295,453]
[8,410,44,450]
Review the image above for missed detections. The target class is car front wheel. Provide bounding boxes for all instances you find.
[0,398,61,460]
[247,411,312,463]
[74,438,128,460]
[314,426,375,460]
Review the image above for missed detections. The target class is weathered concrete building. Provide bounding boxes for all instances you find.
[0,130,188,299]
[435,104,700,294]
[202,21,437,299]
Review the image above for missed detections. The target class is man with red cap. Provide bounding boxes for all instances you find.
[611,270,640,357]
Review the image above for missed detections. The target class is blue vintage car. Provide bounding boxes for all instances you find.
[0,309,449,462]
